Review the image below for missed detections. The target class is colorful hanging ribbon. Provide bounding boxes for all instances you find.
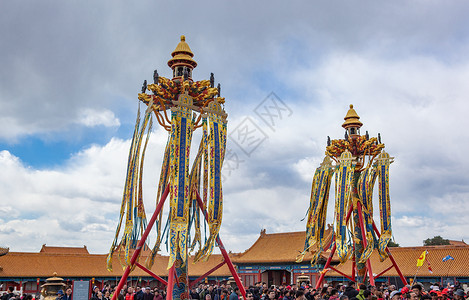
[334,150,355,264]
[296,156,334,265]
[194,100,227,262]
[376,151,393,261]
[145,135,171,269]
[167,93,194,269]
[107,100,153,271]
[356,165,378,263]
[188,117,208,253]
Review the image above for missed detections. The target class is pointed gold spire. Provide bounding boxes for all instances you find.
[342,104,363,129]
[171,35,193,57]
[167,35,197,73]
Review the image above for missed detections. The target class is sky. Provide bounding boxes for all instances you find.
[1,1,469,256]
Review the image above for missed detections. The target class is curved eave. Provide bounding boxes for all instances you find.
[171,50,194,58]
[167,59,197,69]
[342,119,363,128]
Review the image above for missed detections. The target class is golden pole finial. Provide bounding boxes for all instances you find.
[181,35,185,42]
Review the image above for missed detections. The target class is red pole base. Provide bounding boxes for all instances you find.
[195,190,247,300]
[111,185,170,300]
[356,201,375,286]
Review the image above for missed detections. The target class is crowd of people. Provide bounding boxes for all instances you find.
[102,285,165,300]
[101,281,469,300]
[1,281,468,300]
[233,281,469,300]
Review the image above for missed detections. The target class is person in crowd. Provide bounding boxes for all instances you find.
[291,286,298,295]
[261,289,269,300]
[142,287,153,300]
[411,285,423,300]
[200,285,215,300]
[92,287,100,299]
[401,287,410,297]
[153,290,163,300]
[251,287,260,300]
[265,290,276,300]
[320,287,329,300]
[296,291,306,300]
[190,287,200,300]
[115,286,125,300]
[103,285,111,294]
[310,292,320,300]
[135,287,144,300]
[283,290,292,300]
[329,290,339,300]
[374,291,383,300]
[344,282,359,300]
[97,291,105,300]
[390,291,402,300]
[338,286,346,297]
[215,285,225,300]
[56,290,64,300]
[364,291,373,300]
[340,295,349,300]
[408,292,418,300]
[453,290,465,300]
[229,288,240,300]
[273,289,281,300]
[63,288,72,300]
[356,285,367,300]
[428,291,439,300]
[302,287,311,300]
[125,287,134,300]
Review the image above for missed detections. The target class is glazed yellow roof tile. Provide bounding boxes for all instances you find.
[327,245,469,277]
[0,251,231,278]
[232,228,334,264]
[1,234,468,279]
[39,245,89,255]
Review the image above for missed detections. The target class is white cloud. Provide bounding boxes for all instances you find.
[392,215,469,246]
[77,109,120,127]
[0,128,172,253]
[1,1,469,255]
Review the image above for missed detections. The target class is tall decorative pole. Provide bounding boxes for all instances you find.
[297,105,408,287]
[108,36,246,300]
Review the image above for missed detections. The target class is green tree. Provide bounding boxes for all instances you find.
[423,236,450,246]
[388,240,400,247]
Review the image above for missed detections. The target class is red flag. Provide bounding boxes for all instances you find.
[426,253,433,273]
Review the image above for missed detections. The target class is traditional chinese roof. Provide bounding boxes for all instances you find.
[327,244,469,277]
[232,228,334,264]
[449,240,467,246]
[229,229,469,278]
[342,104,363,129]
[2,236,468,280]
[0,249,230,278]
[40,245,89,255]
